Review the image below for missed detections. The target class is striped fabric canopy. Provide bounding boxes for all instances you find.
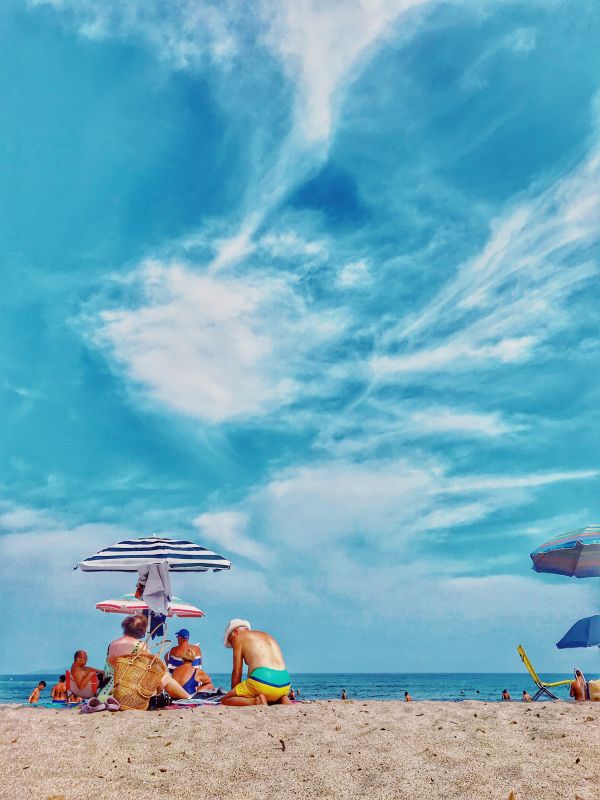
[96,594,204,618]
[77,536,231,573]
[530,524,600,578]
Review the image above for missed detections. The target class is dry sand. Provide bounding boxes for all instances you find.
[2,700,599,800]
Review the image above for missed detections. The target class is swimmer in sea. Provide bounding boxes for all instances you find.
[51,675,67,703]
[28,681,46,704]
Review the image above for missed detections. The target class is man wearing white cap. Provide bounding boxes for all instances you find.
[220,619,292,706]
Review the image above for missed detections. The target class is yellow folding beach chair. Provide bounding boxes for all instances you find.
[517,645,572,701]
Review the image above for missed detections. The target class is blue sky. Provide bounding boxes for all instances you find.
[1,0,600,674]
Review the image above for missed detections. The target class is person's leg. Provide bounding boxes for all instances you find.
[78,670,94,689]
[220,688,267,706]
[277,694,292,705]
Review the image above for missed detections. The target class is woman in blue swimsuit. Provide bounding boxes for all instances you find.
[171,647,215,695]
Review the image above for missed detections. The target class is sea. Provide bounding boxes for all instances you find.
[1,672,588,705]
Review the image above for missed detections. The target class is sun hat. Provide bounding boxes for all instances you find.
[223,619,251,648]
[175,628,190,639]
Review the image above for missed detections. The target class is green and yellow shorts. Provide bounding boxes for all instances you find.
[234,667,291,702]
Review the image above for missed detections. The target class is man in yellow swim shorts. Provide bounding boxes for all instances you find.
[220,619,292,707]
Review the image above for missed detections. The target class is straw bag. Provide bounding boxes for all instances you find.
[113,635,171,711]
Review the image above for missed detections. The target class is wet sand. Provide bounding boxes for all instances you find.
[2,700,599,800]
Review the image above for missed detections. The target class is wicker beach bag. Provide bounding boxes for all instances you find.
[113,637,171,711]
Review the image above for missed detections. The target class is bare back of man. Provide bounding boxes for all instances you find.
[221,622,291,707]
[238,629,286,674]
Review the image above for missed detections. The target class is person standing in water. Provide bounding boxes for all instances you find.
[51,675,67,703]
[220,619,292,706]
[502,689,511,701]
[28,681,46,703]
[341,689,347,700]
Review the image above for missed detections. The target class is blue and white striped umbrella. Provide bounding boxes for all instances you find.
[76,536,231,573]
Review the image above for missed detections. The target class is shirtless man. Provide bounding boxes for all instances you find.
[166,629,202,673]
[51,675,67,702]
[28,681,46,704]
[220,619,292,707]
[71,650,104,693]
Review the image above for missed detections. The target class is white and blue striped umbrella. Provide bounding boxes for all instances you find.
[76,536,231,573]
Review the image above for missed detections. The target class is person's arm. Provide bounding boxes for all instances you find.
[195,668,212,688]
[50,685,57,700]
[231,642,244,689]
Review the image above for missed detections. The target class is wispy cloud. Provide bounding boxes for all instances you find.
[29,0,242,69]
[375,147,600,376]
[409,408,521,437]
[336,259,371,288]
[262,0,429,143]
[193,510,270,565]
[199,456,597,556]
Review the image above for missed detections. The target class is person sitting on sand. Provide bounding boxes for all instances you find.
[220,619,292,707]
[51,675,67,703]
[171,647,215,695]
[522,690,532,702]
[98,614,191,702]
[167,629,202,673]
[71,651,104,694]
[570,669,588,702]
[405,691,413,702]
[502,689,511,701]
[28,680,46,704]
[289,687,296,701]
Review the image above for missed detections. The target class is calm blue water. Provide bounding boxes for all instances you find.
[2,672,591,705]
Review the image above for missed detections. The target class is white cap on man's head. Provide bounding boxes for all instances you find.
[224,619,251,648]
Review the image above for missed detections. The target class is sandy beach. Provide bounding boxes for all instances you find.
[2,700,599,800]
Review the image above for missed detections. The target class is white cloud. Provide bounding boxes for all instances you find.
[504,27,537,53]
[446,470,598,493]
[193,510,270,564]
[262,0,429,143]
[376,147,600,377]
[0,505,59,531]
[522,511,592,538]
[259,231,326,259]
[92,260,344,423]
[29,0,241,69]
[201,457,598,558]
[459,26,537,92]
[410,408,520,437]
[372,335,537,375]
[337,259,371,288]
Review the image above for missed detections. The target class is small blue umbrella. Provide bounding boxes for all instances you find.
[556,615,600,649]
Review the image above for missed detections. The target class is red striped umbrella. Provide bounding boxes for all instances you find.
[96,594,204,618]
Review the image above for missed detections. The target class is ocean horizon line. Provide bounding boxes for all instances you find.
[12,669,568,677]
